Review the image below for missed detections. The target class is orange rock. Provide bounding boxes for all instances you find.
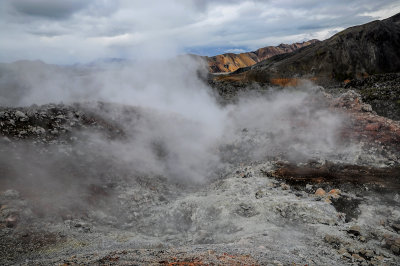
[328,189,341,198]
[270,78,300,87]
[315,188,326,196]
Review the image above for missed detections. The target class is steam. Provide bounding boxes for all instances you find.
[0,57,353,220]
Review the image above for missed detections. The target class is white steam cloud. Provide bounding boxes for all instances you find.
[0,57,351,185]
[0,56,359,222]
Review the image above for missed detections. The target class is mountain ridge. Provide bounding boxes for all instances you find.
[205,40,319,73]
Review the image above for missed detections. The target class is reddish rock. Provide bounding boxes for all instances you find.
[365,123,380,131]
[330,91,400,152]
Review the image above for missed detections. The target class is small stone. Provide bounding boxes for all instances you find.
[6,215,18,228]
[324,198,332,203]
[364,249,374,258]
[391,244,400,255]
[361,104,373,112]
[338,247,347,255]
[280,183,290,190]
[328,189,341,198]
[391,223,400,233]
[305,184,313,191]
[324,234,342,248]
[34,127,46,134]
[347,245,356,254]
[352,253,365,261]
[348,225,361,236]
[343,252,352,259]
[255,190,263,199]
[15,110,28,121]
[315,188,326,196]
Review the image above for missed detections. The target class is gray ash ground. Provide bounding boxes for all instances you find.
[1,89,400,265]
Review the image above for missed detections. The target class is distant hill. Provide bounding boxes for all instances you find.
[215,13,400,85]
[205,40,319,73]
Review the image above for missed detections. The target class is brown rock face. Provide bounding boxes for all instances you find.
[205,40,319,73]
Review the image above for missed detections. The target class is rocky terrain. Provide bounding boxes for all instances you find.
[204,40,319,73]
[344,73,400,121]
[1,86,400,265]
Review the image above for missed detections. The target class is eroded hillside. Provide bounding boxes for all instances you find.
[205,40,319,73]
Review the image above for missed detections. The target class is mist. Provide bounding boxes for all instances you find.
[0,56,358,223]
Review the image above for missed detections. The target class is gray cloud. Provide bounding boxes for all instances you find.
[10,0,91,19]
[0,0,399,63]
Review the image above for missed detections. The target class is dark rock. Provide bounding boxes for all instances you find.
[391,223,400,233]
[5,215,17,228]
[383,235,400,255]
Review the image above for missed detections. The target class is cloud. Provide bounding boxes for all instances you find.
[0,0,399,63]
[10,0,91,19]
[224,48,246,54]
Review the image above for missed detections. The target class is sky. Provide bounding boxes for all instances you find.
[1,0,400,64]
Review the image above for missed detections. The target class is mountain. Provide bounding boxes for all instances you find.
[216,13,400,85]
[205,40,319,73]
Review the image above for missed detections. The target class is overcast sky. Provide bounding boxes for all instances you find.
[1,0,399,64]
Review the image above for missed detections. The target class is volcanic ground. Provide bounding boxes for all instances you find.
[0,84,399,265]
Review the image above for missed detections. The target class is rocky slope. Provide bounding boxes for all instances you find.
[215,13,400,84]
[205,40,319,73]
[1,87,400,265]
[345,73,400,121]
